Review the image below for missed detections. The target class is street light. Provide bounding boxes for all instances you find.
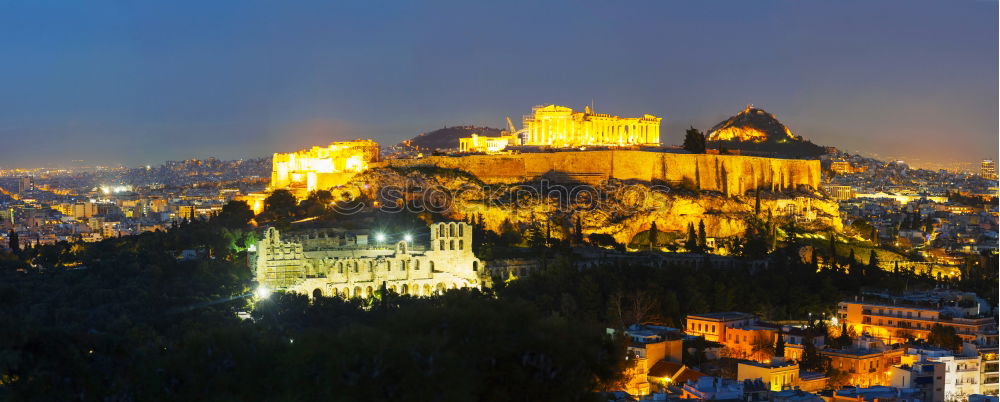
[403,234,412,242]
[375,232,386,243]
[255,285,271,300]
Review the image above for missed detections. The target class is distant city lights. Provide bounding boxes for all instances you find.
[99,185,132,195]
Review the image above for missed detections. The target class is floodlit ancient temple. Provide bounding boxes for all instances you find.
[251,222,490,298]
[270,139,380,196]
[522,105,661,147]
[458,132,521,153]
[457,105,662,153]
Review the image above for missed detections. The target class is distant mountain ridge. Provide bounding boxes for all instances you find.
[403,125,502,150]
[706,105,825,158]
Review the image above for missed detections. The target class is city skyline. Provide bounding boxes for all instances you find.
[1,0,997,168]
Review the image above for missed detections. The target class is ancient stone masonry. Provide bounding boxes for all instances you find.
[251,222,490,299]
[382,150,821,196]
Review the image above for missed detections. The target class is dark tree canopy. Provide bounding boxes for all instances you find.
[683,126,707,154]
[214,200,255,228]
[259,189,298,223]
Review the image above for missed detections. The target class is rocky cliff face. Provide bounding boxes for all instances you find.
[348,167,841,245]
[381,150,821,197]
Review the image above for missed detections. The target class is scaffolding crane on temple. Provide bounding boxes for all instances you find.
[504,116,527,144]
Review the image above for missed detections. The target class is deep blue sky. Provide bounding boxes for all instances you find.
[1,0,996,169]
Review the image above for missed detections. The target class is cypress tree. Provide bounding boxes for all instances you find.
[545,219,551,247]
[775,333,785,358]
[686,223,698,252]
[649,222,658,251]
[754,190,761,216]
[574,215,583,245]
[697,219,707,250]
[828,232,837,267]
[8,229,19,253]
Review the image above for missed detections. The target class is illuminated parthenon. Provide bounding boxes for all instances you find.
[522,105,661,147]
[457,105,662,153]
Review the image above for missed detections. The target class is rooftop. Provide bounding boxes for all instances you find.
[686,312,755,322]
[738,360,798,369]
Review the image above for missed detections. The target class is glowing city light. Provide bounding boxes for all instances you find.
[403,234,412,242]
[375,232,385,242]
[255,285,271,300]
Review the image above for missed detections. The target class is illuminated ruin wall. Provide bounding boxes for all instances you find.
[384,151,820,196]
[252,223,490,299]
[271,140,380,195]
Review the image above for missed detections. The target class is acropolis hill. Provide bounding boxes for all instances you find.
[261,104,837,240]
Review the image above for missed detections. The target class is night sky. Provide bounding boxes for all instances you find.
[2,1,996,169]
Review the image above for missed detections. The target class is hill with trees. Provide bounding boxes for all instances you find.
[705,106,826,158]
